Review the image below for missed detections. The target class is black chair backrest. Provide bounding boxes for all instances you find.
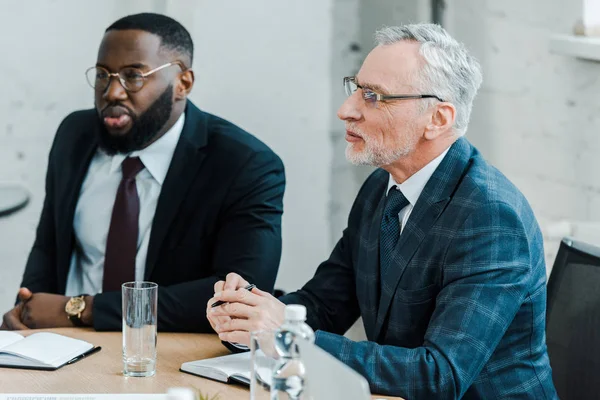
[546,237,600,400]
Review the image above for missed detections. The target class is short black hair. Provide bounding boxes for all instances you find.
[106,13,194,66]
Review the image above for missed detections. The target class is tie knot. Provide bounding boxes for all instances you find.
[385,186,409,216]
[121,157,145,180]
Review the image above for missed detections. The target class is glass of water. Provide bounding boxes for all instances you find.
[122,281,158,377]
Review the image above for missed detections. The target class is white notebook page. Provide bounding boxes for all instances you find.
[0,332,92,366]
[0,331,24,350]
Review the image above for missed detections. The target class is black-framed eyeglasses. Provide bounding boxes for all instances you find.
[343,76,445,107]
[85,61,186,93]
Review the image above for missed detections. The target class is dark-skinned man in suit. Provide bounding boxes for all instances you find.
[2,13,285,333]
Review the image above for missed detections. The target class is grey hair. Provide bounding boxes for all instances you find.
[375,24,482,136]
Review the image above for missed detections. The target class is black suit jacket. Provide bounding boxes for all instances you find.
[21,100,285,333]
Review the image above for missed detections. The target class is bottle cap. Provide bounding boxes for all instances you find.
[285,304,307,321]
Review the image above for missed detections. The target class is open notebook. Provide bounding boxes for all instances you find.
[181,352,252,385]
[0,331,98,370]
[181,351,273,386]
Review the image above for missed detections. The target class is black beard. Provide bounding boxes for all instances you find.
[95,85,174,155]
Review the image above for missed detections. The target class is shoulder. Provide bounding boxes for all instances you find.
[203,111,282,166]
[55,109,97,136]
[51,109,96,151]
[449,148,542,249]
[459,151,532,216]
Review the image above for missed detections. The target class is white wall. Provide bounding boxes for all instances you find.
[0,0,333,312]
[445,0,600,268]
[0,1,136,313]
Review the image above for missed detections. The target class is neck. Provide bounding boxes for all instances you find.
[384,136,457,184]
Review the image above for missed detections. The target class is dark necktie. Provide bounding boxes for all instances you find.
[103,157,145,292]
[379,186,410,277]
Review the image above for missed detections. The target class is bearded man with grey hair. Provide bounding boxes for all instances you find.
[206,24,557,399]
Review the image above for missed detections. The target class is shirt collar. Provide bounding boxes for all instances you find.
[108,112,185,185]
[387,148,450,206]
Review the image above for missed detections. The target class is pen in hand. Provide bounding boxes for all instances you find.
[211,284,256,308]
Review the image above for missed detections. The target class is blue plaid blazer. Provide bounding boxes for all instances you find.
[282,138,557,399]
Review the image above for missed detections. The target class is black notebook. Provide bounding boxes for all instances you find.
[0,331,98,370]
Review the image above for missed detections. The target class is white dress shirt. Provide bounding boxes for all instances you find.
[65,113,185,296]
[387,148,450,233]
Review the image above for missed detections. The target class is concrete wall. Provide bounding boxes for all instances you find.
[445,0,600,269]
[0,0,333,312]
[0,1,133,313]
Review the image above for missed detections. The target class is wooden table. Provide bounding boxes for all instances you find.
[0,328,403,399]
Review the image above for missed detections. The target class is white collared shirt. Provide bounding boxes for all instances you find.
[387,148,450,234]
[65,113,185,296]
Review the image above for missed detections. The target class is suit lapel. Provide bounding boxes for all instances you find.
[358,188,386,340]
[373,138,473,340]
[145,101,208,279]
[56,125,98,293]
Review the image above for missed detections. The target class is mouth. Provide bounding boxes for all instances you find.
[102,106,133,131]
[345,130,364,143]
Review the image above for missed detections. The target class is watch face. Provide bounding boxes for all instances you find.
[65,297,86,315]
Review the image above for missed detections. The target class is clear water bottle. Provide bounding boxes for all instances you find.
[271,304,315,400]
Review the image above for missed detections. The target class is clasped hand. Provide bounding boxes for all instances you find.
[1,288,73,330]
[206,273,285,346]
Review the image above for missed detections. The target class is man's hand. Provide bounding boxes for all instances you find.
[0,288,33,330]
[206,272,254,334]
[21,293,74,329]
[216,272,252,292]
[207,282,285,347]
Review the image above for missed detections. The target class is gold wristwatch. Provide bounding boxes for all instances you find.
[65,295,87,327]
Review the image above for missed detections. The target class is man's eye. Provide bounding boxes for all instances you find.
[363,90,376,100]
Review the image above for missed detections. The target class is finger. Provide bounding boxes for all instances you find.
[215,317,254,333]
[3,309,28,331]
[224,273,249,291]
[210,302,257,319]
[213,280,225,294]
[17,287,33,302]
[218,331,251,347]
[207,295,220,309]
[206,312,230,332]
[252,287,276,299]
[212,288,262,306]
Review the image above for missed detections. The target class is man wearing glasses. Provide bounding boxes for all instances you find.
[207,24,557,398]
[1,13,285,333]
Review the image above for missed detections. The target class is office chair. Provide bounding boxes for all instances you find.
[546,237,600,400]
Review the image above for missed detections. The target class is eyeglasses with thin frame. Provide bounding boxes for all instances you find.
[85,61,187,93]
[343,76,444,107]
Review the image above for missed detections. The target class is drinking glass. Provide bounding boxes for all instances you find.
[122,281,158,377]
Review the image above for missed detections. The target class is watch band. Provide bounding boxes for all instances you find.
[68,312,85,327]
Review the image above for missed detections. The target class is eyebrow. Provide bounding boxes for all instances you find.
[95,62,148,70]
[355,79,390,95]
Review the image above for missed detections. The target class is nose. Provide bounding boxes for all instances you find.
[102,75,128,103]
[337,92,363,122]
